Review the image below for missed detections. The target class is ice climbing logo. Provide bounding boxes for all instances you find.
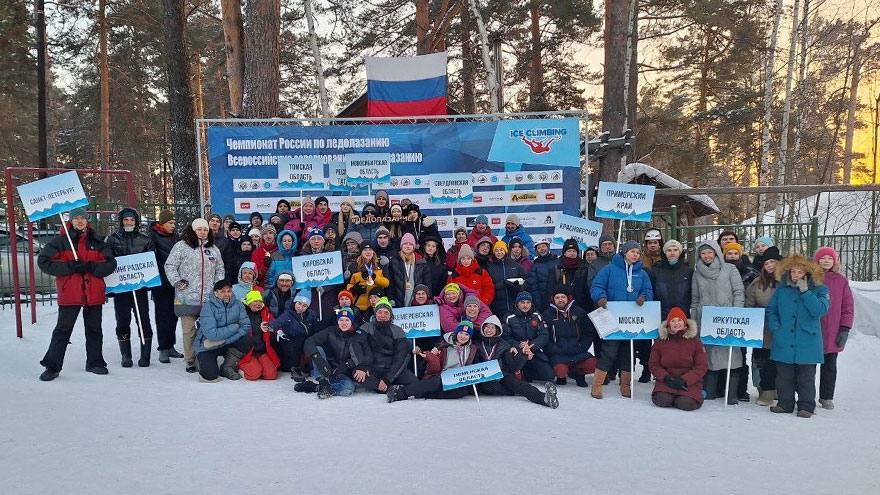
[487,118,580,167]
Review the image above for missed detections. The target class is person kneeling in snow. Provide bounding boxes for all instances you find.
[295,308,373,398]
[194,280,254,382]
[237,290,280,381]
[475,316,559,408]
[359,297,420,393]
[503,292,555,382]
[649,307,707,411]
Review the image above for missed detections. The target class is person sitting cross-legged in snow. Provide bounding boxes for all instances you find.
[542,287,597,388]
[359,297,420,393]
[295,307,373,398]
[649,307,707,411]
[267,289,317,379]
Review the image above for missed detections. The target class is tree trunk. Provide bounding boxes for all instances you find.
[625,0,638,156]
[467,0,498,113]
[305,0,330,118]
[791,0,810,190]
[775,0,801,223]
[220,0,244,116]
[528,0,545,111]
[460,6,475,113]
[242,0,281,118]
[416,0,430,54]
[598,0,631,227]
[842,32,864,185]
[756,0,783,224]
[160,0,198,206]
[98,0,111,196]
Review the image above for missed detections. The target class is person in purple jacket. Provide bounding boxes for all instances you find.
[814,247,855,410]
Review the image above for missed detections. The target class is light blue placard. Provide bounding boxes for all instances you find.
[291,251,344,289]
[595,182,656,223]
[487,118,581,167]
[16,171,89,222]
[603,301,661,340]
[441,359,504,391]
[550,214,602,251]
[277,156,325,189]
[104,252,162,294]
[328,161,353,191]
[700,306,765,348]
[394,304,442,338]
[430,173,473,204]
[346,153,391,185]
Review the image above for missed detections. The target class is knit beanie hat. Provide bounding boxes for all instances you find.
[337,290,355,303]
[302,196,315,208]
[463,294,481,308]
[374,296,394,314]
[508,237,524,249]
[475,214,489,225]
[754,235,775,248]
[724,242,744,256]
[343,231,364,246]
[228,222,242,232]
[413,284,430,295]
[505,214,520,226]
[119,209,137,221]
[667,307,687,324]
[294,290,312,306]
[563,238,580,254]
[375,226,391,239]
[261,224,277,235]
[248,228,261,238]
[458,244,475,262]
[814,246,839,264]
[598,234,615,246]
[620,240,641,254]
[243,290,263,305]
[307,227,324,240]
[337,307,356,322]
[400,233,417,248]
[443,283,461,297]
[516,291,533,304]
[762,246,782,262]
[158,209,175,224]
[374,190,389,201]
[360,239,375,251]
[493,240,509,254]
[315,196,329,206]
[454,227,468,238]
[454,320,474,338]
[663,240,683,252]
[191,218,209,230]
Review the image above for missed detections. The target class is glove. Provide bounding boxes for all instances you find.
[596,298,607,309]
[83,261,96,273]
[664,375,688,391]
[68,260,86,273]
[175,280,189,290]
[836,328,849,349]
[796,277,809,293]
[636,295,646,306]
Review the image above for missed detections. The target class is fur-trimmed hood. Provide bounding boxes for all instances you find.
[776,254,824,286]
[659,319,698,340]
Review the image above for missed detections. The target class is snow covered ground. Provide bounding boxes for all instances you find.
[1,305,879,495]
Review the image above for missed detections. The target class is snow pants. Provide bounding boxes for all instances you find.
[774,361,817,413]
[41,305,106,371]
[151,284,178,351]
[114,289,153,340]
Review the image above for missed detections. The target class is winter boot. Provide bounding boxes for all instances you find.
[167,348,184,359]
[86,365,109,375]
[819,399,835,410]
[199,375,222,383]
[797,410,815,418]
[575,374,588,388]
[555,377,567,386]
[387,384,406,403]
[220,347,245,380]
[638,368,652,383]
[544,382,559,409]
[620,371,632,398]
[39,369,60,382]
[703,371,719,400]
[138,339,151,367]
[294,380,318,393]
[158,349,171,364]
[591,369,607,399]
[290,368,308,382]
[756,390,776,406]
[317,377,333,399]
[185,362,197,373]
[118,337,133,368]
[737,366,750,401]
[726,373,739,405]
[770,405,792,414]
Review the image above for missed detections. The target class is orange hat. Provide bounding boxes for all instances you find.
[338,290,354,303]
[667,307,687,324]
[725,242,743,256]
[493,240,508,254]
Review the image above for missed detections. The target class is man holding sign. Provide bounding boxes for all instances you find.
[37,208,117,381]
[105,207,155,368]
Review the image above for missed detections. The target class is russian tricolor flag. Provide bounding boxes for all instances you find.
[365,52,448,118]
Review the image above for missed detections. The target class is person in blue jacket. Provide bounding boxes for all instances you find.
[767,254,830,418]
[590,240,654,399]
[501,214,536,257]
[194,280,254,382]
[527,239,558,313]
[266,229,298,288]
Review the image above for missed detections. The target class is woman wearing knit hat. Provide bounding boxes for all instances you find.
[474,236,495,268]
[467,214,498,248]
[746,246,782,406]
[237,290,281,381]
[751,236,776,270]
[502,291,555,382]
[487,239,528,318]
[446,227,470,271]
[434,283,484,334]
[646,239,692,384]
[649,307,707,411]
[717,230,751,266]
[373,189,391,218]
[814,247,854,410]
[507,237,533,274]
[341,231,364,273]
[449,243,495,306]
[388,233,429,308]
[589,239,654,399]
[461,293,493,329]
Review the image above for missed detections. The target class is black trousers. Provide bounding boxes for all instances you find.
[271,334,307,372]
[363,367,419,391]
[635,339,652,367]
[479,375,545,405]
[113,289,153,340]
[820,352,838,400]
[597,339,632,373]
[403,376,471,399]
[196,337,252,380]
[151,285,178,350]
[774,361,817,413]
[752,348,777,391]
[522,354,555,381]
[41,305,106,371]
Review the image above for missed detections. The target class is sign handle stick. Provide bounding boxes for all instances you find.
[724,346,733,408]
[59,213,78,261]
[412,340,418,376]
[131,290,146,345]
[630,338,635,401]
[472,384,482,413]
[616,219,625,250]
[317,290,323,321]
[300,190,304,223]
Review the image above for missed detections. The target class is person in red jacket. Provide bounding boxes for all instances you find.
[238,290,280,381]
[37,207,118,381]
[648,307,708,411]
[446,227,469,271]
[466,214,498,248]
[250,225,278,286]
[448,244,495,306]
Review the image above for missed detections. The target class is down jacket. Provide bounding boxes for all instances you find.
[449,261,495,306]
[38,223,117,306]
[164,238,225,308]
[486,256,527,317]
[541,301,596,365]
[303,325,373,374]
[360,321,411,383]
[104,207,154,258]
[503,308,550,357]
[193,294,250,354]
[590,253,654,304]
[422,332,479,378]
[527,252,559,312]
[767,257,830,365]
[820,270,855,354]
[649,319,707,404]
[648,259,693,320]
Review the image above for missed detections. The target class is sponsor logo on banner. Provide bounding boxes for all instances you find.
[240,202,250,209]
[491,218,501,225]
[545,193,556,201]
[511,193,537,203]
[473,195,483,203]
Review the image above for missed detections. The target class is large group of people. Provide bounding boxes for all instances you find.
[35,192,856,417]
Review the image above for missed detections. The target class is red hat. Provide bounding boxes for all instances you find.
[814,246,839,264]
[667,307,687,324]
[337,290,354,303]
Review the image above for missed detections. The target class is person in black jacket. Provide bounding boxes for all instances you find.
[527,239,558,313]
[553,238,591,312]
[387,233,431,308]
[359,298,419,392]
[105,207,155,368]
[148,210,183,363]
[400,203,441,246]
[542,288,597,387]
[486,240,527,318]
[419,235,447,298]
[503,291,554,381]
[645,240,693,383]
[295,307,373,398]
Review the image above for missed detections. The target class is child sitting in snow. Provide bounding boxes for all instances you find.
[237,290,280,381]
[648,307,707,411]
